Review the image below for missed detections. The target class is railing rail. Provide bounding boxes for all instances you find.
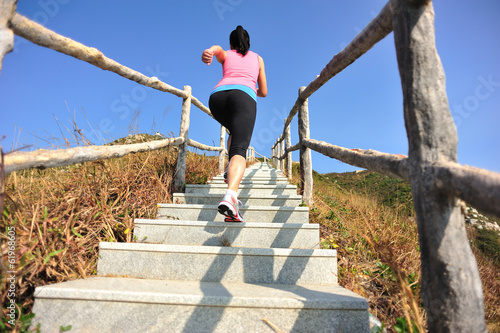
[9,13,212,117]
[271,1,498,331]
[253,149,268,164]
[0,10,245,192]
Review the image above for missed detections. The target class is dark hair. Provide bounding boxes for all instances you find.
[230,25,250,56]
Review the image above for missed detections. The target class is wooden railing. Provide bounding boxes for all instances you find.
[0,7,238,192]
[271,1,499,331]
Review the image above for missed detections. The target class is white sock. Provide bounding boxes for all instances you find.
[226,189,238,199]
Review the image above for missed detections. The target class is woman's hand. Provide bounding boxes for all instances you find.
[202,49,214,65]
[202,46,226,66]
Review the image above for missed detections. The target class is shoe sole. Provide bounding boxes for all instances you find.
[218,200,236,218]
[224,217,243,223]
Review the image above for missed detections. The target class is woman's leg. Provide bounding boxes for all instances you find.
[210,90,256,222]
[227,154,246,192]
[225,91,256,193]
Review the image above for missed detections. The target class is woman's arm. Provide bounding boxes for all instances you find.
[257,56,268,97]
[201,45,227,66]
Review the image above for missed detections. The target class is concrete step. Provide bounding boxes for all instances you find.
[157,204,308,223]
[185,183,298,196]
[97,243,337,285]
[209,179,289,185]
[133,219,319,249]
[172,193,302,206]
[32,276,369,332]
[218,173,285,180]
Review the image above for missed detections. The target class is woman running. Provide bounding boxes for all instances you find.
[201,25,268,222]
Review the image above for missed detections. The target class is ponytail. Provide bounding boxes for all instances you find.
[229,25,250,56]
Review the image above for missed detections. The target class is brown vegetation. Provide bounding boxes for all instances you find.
[288,164,500,332]
[0,148,219,332]
[1,154,498,332]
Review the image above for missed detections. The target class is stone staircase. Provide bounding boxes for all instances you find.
[31,162,369,332]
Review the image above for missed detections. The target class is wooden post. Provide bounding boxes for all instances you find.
[218,125,226,174]
[391,1,486,331]
[277,136,281,171]
[174,85,192,192]
[271,143,275,167]
[285,123,292,179]
[0,0,17,75]
[280,136,285,173]
[298,86,313,205]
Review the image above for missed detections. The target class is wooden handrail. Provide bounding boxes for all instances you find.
[302,138,410,181]
[9,13,214,119]
[1,12,226,182]
[188,139,225,152]
[432,161,500,218]
[4,137,184,174]
[282,2,393,137]
[270,1,498,330]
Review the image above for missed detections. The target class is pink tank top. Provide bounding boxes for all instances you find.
[214,50,260,93]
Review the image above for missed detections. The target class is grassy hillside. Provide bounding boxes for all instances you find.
[0,145,220,332]
[300,165,500,332]
[1,150,498,332]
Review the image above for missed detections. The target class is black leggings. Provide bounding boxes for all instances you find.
[209,90,257,160]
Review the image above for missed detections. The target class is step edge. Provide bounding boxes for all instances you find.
[157,204,309,211]
[99,242,335,258]
[134,219,318,229]
[34,277,367,310]
[173,193,303,199]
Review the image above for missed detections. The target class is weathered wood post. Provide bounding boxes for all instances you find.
[298,86,313,205]
[285,122,292,179]
[174,85,192,192]
[218,125,226,174]
[271,143,276,167]
[280,136,285,172]
[0,0,17,75]
[391,1,486,332]
[277,136,281,171]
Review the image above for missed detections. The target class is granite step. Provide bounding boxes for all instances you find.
[185,183,298,196]
[30,162,370,332]
[211,174,288,180]
[133,219,319,249]
[157,204,308,223]
[172,193,302,206]
[96,242,338,285]
[31,276,369,333]
[209,179,289,185]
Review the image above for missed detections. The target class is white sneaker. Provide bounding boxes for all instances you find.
[218,192,243,222]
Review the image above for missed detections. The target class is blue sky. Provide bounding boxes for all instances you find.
[1,1,499,174]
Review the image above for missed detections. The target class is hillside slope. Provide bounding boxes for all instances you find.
[305,166,499,332]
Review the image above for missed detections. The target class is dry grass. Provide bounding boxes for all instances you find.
[0,147,219,332]
[290,163,499,332]
[2,153,498,332]
[308,179,423,332]
[467,227,500,333]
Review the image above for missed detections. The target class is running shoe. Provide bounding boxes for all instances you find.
[218,193,244,222]
[224,212,244,223]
